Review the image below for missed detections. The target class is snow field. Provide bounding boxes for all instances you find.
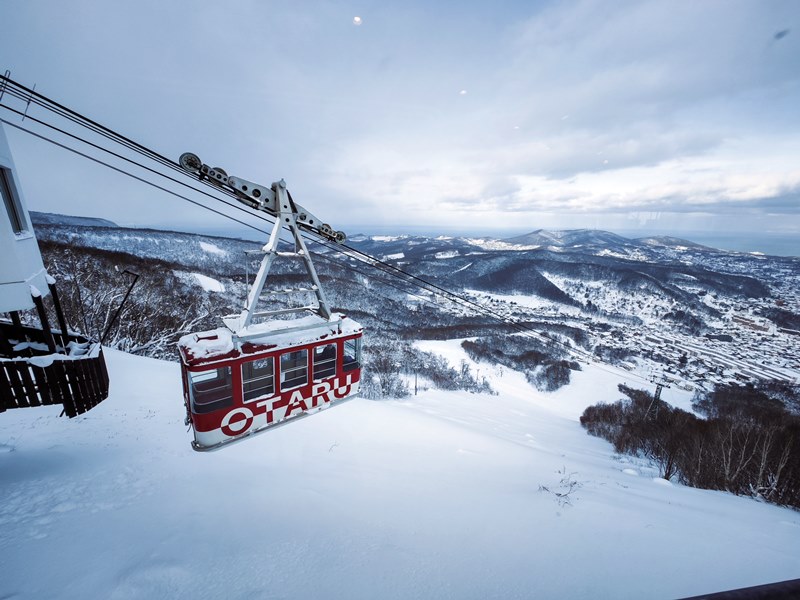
[1,347,799,599]
[198,241,228,256]
[191,273,225,293]
[172,270,226,293]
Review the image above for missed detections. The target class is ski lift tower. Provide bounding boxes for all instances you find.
[0,122,109,417]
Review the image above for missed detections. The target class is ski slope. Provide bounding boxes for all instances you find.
[1,347,798,600]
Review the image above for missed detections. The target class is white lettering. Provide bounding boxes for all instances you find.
[221,407,254,434]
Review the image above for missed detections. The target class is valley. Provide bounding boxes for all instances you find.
[350,230,800,393]
[30,213,800,396]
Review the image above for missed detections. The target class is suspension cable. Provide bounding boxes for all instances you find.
[0,75,652,383]
[0,118,268,235]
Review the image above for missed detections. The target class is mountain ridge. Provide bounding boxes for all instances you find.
[30,211,118,228]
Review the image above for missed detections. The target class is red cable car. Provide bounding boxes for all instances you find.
[178,315,362,451]
[177,154,363,451]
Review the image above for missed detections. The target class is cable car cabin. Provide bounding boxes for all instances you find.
[175,154,363,451]
[178,314,362,451]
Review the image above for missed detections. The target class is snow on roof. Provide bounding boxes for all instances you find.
[178,327,235,363]
[179,313,362,365]
[239,312,361,338]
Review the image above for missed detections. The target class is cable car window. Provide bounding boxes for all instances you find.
[343,337,361,372]
[281,350,308,390]
[242,357,274,402]
[313,344,337,380]
[189,367,233,414]
[0,168,27,234]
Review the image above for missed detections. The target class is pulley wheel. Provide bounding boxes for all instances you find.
[179,152,202,172]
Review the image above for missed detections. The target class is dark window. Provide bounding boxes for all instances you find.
[242,357,274,402]
[0,168,27,234]
[189,367,233,414]
[313,343,337,380]
[343,337,361,372]
[281,350,308,390]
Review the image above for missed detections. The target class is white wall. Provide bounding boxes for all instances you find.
[0,122,49,313]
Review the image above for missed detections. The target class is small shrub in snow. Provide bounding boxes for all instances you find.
[539,466,582,507]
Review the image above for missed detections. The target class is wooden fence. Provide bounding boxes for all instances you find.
[0,323,110,417]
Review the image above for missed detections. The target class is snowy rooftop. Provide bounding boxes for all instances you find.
[178,313,362,365]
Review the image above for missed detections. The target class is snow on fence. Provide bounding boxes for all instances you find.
[0,323,109,417]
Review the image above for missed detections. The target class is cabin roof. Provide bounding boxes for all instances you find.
[178,313,362,367]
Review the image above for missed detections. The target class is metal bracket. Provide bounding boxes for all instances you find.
[177,153,341,337]
[178,152,346,243]
[235,180,333,331]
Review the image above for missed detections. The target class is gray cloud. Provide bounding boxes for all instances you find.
[1,0,799,236]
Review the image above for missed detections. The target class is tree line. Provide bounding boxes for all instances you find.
[461,336,581,392]
[580,383,800,509]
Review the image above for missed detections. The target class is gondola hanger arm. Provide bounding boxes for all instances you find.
[178,152,346,243]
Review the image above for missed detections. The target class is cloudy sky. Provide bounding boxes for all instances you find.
[1,0,799,241]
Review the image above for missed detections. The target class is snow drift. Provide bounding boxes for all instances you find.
[1,345,798,599]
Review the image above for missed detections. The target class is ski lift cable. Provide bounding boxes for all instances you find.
[0,118,269,236]
[310,245,598,376]
[0,99,446,307]
[0,79,265,210]
[0,108,450,317]
[3,84,364,256]
[1,111,632,381]
[305,228,654,380]
[2,110,648,384]
[319,255,446,310]
[0,98,275,229]
[0,76,589,339]
[0,87,541,339]
[0,104,440,308]
[0,92,351,260]
[313,234,655,383]
[325,237,575,347]
[0,79,652,385]
[307,237,537,327]
[0,76,192,181]
[10,113,646,385]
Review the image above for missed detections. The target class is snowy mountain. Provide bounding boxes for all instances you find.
[3,213,800,597]
[2,346,799,599]
[30,210,118,228]
[634,235,715,251]
[503,228,633,249]
[30,213,800,391]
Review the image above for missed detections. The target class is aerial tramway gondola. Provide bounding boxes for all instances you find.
[176,153,363,451]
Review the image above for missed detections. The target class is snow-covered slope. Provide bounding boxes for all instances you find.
[1,349,798,600]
